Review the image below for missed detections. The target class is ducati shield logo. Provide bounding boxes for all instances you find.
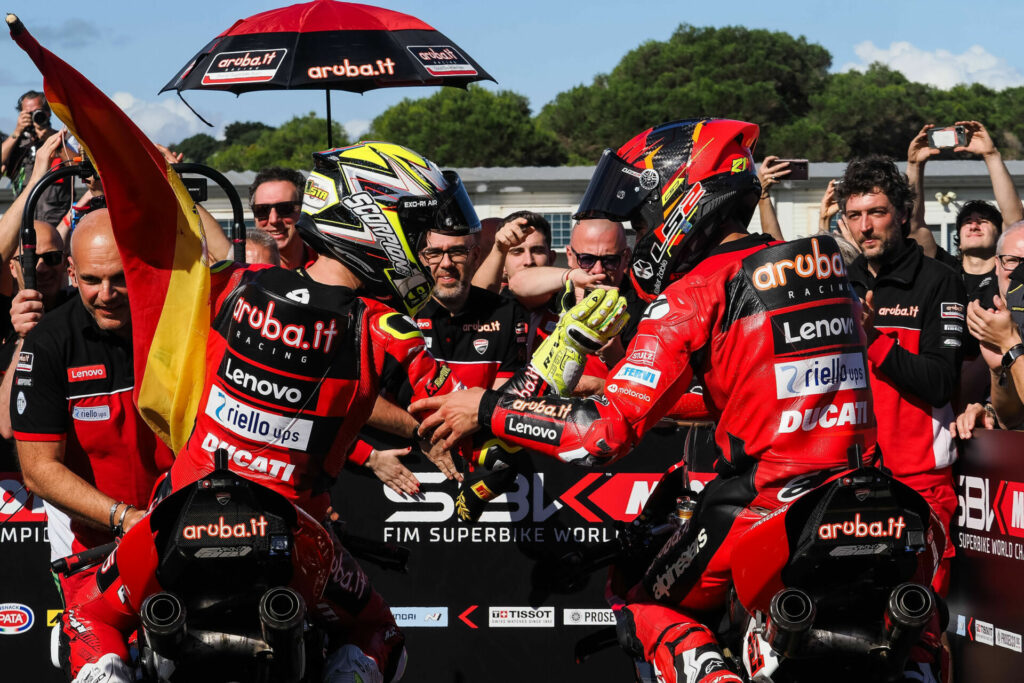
[473,338,489,355]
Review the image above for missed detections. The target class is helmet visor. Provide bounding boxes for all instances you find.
[573,149,660,221]
[397,170,481,239]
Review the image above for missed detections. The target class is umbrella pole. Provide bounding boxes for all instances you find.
[325,90,333,149]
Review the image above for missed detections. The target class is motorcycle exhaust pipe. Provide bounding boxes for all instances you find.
[259,586,305,682]
[885,582,934,670]
[140,592,187,657]
[766,587,816,658]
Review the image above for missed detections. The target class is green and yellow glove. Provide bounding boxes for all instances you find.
[531,288,630,395]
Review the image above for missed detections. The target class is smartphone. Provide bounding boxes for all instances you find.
[777,159,809,180]
[927,125,968,149]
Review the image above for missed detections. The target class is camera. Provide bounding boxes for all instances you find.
[927,125,967,149]
[30,109,48,127]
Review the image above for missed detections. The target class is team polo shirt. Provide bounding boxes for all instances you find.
[414,286,529,388]
[11,296,173,552]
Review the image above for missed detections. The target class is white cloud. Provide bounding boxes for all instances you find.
[842,41,1024,90]
[344,118,371,140]
[110,92,223,145]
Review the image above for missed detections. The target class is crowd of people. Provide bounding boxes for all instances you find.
[2,84,1023,683]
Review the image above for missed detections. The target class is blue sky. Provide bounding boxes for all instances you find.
[2,0,1022,145]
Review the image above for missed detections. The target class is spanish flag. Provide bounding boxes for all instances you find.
[9,15,210,453]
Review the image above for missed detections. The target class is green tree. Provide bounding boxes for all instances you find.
[171,133,220,165]
[537,24,832,164]
[223,121,273,146]
[208,113,347,172]
[369,85,566,167]
[763,64,933,160]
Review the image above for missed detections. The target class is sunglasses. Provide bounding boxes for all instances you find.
[19,250,64,267]
[419,247,473,265]
[570,246,624,270]
[251,201,301,221]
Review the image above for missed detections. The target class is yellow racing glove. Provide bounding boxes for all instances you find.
[530,288,629,396]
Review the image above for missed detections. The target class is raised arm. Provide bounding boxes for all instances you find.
[956,120,1024,226]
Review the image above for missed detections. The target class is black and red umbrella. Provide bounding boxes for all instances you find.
[160,0,494,146]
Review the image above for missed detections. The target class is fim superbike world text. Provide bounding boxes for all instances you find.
[380,472,662,545]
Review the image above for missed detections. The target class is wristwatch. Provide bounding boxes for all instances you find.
[999,343,1024,384]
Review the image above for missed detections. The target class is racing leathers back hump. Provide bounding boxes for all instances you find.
[170,263,460,519]
[482,234,876,482]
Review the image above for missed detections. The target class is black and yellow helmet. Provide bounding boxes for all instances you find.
[298,141,480,315]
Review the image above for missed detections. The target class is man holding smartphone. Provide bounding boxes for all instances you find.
[907,121,1024,406]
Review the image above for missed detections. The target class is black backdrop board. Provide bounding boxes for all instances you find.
[331,426,691,682]
[947,429,1024,680]
[0,471,64,682]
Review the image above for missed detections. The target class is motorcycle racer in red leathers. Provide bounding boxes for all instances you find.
[413,119,880,683]
[67,142,475,683]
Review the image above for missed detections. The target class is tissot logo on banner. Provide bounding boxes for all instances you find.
[774,353,867,398]
[203,49,287,85]
[390,607,449,628]
[563,608,615,626]
[205,386,313,449]
[771,303,859,354]
[489,607,555,628]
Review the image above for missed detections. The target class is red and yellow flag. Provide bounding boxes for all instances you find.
[10,16,210,453]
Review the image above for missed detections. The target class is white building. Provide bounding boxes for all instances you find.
[6,160,1020,255]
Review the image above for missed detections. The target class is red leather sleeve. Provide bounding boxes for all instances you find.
[486,283,715,466]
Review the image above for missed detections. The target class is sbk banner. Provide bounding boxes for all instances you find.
[0,472,63,683]
[947,429,1024,678]
[332,426,702,681]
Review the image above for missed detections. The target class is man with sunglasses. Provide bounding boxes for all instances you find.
[507,218,632,392]
[248,166,316,270]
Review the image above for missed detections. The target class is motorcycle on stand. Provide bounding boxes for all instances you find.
[541,447,947,683]
[52,450,409,683]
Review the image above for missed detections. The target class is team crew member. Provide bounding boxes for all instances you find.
[840,156,966,595]
[8,210,173,678]
[413,120,880,683]
[66,143,472,683]
[416,227,528,389]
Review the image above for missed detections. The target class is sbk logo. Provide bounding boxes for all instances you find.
[957,474,1024,538]
[384,472,663,524]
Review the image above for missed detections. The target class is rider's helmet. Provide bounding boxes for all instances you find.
[297,141,480,315]
[573,119,760,301]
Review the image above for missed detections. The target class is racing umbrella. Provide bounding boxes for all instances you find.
[160,0,495,147]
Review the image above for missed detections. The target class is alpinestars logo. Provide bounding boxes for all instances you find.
[650,528,708,600]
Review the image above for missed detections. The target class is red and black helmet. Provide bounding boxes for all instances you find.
[574,119,760,301]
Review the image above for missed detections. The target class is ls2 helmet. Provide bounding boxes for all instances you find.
[574,119,761,301]
[297,141,480,315]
